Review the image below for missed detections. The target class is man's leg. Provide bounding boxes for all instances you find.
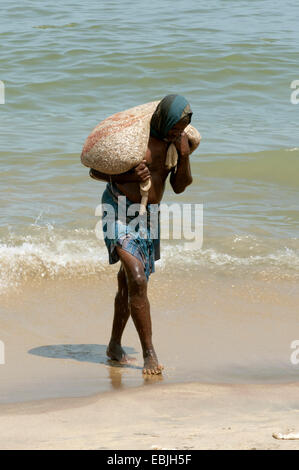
[106,265,131,363]
[115,246,163,375]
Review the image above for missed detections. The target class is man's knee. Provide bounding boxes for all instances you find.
[129,272,147,296]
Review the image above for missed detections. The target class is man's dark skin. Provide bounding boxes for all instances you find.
[91,118,194,374]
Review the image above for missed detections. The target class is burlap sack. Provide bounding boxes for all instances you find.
[81,101,201,213]
[81,101,201,174]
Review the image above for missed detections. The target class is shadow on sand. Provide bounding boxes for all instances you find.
[28,344,141,370]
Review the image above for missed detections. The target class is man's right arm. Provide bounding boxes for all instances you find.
[89,168,136,183]
[89,160,151,184]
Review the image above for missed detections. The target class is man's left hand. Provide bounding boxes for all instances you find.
[174,132,190,158]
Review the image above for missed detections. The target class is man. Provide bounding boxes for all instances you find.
[90,94,194,375]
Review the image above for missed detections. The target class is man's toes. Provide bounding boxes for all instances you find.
[150,368,161,375]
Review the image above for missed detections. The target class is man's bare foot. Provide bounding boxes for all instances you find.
[143,349,164,375]
[106,340,133,364]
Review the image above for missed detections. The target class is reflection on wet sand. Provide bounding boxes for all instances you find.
[107,364,164,390]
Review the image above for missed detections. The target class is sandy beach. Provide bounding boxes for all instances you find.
[0,273,299,449]
[1,381,299,450]
[1,0,299,451]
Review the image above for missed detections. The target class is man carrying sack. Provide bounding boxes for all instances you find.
[90,94,197,375]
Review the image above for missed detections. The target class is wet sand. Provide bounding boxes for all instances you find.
[0,271,298,448]
[0,382,299,450]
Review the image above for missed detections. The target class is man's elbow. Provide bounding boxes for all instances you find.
[173,177,193,194]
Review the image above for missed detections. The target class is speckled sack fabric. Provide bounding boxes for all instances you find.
[80,100,201,175]
[81,101,158,174]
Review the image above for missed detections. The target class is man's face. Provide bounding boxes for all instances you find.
[166,119,189,142]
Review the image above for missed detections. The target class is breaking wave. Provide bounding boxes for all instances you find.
[1,226,299,294]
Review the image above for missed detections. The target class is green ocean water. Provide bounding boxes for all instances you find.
[0,0,299,292]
